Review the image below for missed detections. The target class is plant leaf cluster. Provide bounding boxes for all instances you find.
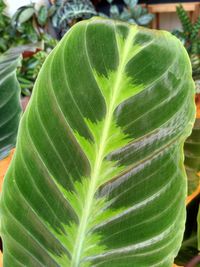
[0,0,20,53]
[1,0,154,95]
[50,0,154,38]
[0,0,55,51]
[174,5,200,88]
[0,0,58,96]
[107,0,154,26]
[51,0,97,37]
[17,50,49,96]
[11,2,55,45]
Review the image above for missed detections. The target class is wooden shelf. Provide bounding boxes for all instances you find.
[147,2,200,29]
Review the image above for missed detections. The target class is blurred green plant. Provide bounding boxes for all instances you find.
[11,2,55,45]
[50,0,97,37]
[107,0,154,26]
[0,0,58,96]
[17,50,49,96]
[12,2,58,96]
[0,0,54,51]
[175,5,200,54]
[50,0,154,38]
[0,0,18,53]
[174,5,200,92]
[1,0,153,95]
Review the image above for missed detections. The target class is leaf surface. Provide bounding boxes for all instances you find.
[184,118,200,195]
[1,18,196,267]
[0,48,22,159]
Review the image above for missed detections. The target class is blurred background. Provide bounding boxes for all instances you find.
[4,0,200,29]
[1,1,199,153]
[1,0,199,100]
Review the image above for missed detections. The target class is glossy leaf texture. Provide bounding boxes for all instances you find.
[184,118,200,195]
[175,193,200,265]
[1,18,196,267]
[0,48,22,160]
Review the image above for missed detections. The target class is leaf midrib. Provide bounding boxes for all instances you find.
[70,28,136,267]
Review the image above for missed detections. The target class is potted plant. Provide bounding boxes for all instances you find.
[0,17,196,266]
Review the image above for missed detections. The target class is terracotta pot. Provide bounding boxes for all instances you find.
[0,251,2,267]
[195,94,200,118]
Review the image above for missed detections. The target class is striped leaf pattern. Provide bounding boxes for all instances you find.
[0,48,22,160]
[1,18,196,267]
[184,118,200,195]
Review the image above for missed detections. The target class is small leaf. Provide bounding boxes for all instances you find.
[120,9,131,20]
[137,14,154,25]
[130,5,142,18]
[128,18,137,24]
[37,5,48,26]
[17,6,35,24]
[110,5,119,18]
[48,5,57,17]
[124,0,138,8]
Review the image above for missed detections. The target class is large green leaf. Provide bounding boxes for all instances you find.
[0,48,22,160]
[0,44,41,160]
[184,118,200,195]
[1,18,196,266]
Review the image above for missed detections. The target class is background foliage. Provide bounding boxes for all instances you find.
[174,5,200,92]
[0,0,154,96]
